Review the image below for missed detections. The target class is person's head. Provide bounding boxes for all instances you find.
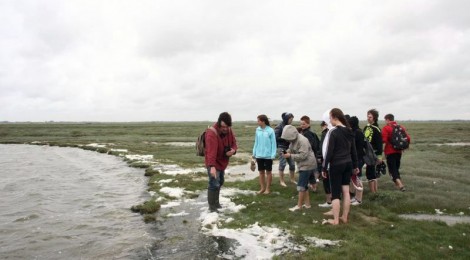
[348,116,359,130]
[282,112,294,125]
[300,115,310,130]
[330,108,350,127]
[320,121,327,130]
[280,125,298,142]
[217,112,232,135]
[384,113,394,123]
[257,114,270,127]
[367,109,379,124]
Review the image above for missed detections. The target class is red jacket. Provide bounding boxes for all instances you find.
[204,123,238,170]
[382,121,411,155]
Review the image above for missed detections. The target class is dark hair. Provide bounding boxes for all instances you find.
[367,109,379,123]
[330,108,350,128]
[320,121,327,127]
[348,116,359,130]
[257,114,270,126]
[384,114,395,121]
[217,112,232,127]
[300,115,310,125]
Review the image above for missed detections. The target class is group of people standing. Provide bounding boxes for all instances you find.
[204,110,411,226]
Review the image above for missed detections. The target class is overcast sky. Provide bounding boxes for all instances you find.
[1,0,469,122]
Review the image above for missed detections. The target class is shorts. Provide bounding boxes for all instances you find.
[329,162,353,200]
[256,158,273,171]
[278,148,295,171]
[297,170,313,192]
[365,164,377,181]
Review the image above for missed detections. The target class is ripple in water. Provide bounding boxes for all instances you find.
[0,144,156,259]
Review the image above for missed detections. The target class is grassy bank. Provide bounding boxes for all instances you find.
[1,121,469,259]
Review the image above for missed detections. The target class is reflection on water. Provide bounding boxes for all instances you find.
[0,144,155,259]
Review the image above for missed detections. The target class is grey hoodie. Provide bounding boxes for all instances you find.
[281,125,317,171]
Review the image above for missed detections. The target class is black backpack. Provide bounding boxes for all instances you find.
[390,124,409,150]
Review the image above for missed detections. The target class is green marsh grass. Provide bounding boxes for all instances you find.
[1,121,469,259]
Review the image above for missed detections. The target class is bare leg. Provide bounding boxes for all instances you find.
[264,172,272,194]
[279,170,287,187]
[298,191,305,208]
[304,190,311,207]
[257,171,266,194]
[395,178,404,189]
[331,199,341,225]
[289,170,297,184]
[340,185,350,224]
[369,179,378,193]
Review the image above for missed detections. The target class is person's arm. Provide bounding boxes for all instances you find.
[205,128,218,177]
[226,129,237,156]
[323,131,336,169]
[373,128,383,156]
[270,129,277,159]
[290,141,309,162]
[252,130,258,158]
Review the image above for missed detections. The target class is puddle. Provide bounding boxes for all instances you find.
[162,142,195,147]
[399,214,470,226]
[434,142,470,146]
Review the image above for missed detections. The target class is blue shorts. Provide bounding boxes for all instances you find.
[297,170,313,192]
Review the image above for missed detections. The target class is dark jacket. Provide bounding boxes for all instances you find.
[353,128,366,160]
[363,123,383,156]
[301,127,320,158]
[323,126,358,169]
[274,113,293,149]
[319,128,328,159]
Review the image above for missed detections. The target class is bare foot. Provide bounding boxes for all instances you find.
[263,190,271,194]
[280,181,287,187]
[290,179,297,185]
[340,216,348,224]
[256,189,265,195]
[322,219,338,225]
[323,210,333,216]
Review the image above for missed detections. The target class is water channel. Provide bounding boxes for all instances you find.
[0,144,156,259]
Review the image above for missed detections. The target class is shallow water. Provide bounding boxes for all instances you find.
[399,214,470,226]
[0,144,155,259]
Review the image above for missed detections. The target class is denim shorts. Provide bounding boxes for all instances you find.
[277,148,295,171]
[297,169,313,192]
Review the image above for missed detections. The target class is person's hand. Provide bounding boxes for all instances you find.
[353,168,360,175]
[226,149,235,157]
[376,159,382,165]
[282,152,291,159]
[210,167,216,178]
[321,170,328,179]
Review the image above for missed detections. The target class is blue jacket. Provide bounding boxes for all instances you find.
[252,125,277,159]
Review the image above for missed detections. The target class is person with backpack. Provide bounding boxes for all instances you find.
[363,109,383,193]
[274,112,296,186]
[299,115,321,191]
[205,112,238,212]
[382,114,411,191]
[252,114,277,195]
